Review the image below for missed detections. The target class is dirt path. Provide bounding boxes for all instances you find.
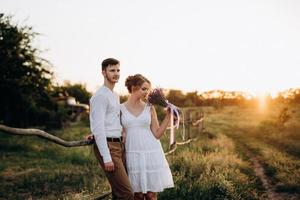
[246,150,299,200]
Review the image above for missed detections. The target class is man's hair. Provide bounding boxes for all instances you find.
[101,58,120,71]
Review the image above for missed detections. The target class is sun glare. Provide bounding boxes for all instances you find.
[258,95,267,111]
[247,88,280,100]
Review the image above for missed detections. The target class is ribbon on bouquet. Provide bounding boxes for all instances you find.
[166,101,180,147]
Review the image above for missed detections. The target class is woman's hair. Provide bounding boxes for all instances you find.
[125,74,151,93]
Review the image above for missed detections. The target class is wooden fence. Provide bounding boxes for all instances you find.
[0,108,204,199]
[165,109,204,155]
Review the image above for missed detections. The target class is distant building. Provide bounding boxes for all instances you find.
[55,93,89,122]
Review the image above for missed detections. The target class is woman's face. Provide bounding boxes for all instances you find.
[133,81,151,100]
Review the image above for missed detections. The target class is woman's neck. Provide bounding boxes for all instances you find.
[127,95,142,106]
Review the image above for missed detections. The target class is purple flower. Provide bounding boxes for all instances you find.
[148,88,181,118]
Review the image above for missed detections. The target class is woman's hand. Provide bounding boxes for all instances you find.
[166,107,178,121]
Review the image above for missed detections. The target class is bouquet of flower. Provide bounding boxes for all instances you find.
[148,88,181,147]
[147,88,181,124]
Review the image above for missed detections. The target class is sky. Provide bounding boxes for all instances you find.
[1,0,300,95]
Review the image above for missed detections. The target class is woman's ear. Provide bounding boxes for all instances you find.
[131,85,139,92]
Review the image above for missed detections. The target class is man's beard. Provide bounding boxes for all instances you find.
[106,76,119,83]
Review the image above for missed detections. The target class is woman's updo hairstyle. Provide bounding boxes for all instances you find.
[125,74,151,93]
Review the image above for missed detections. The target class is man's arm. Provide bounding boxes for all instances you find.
[90,94,112,163]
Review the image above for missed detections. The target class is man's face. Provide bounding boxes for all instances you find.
[102,64,120,83]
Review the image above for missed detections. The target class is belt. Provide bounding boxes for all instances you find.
[106,137,123,142]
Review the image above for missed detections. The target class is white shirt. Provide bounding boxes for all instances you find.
[89,85,122,163]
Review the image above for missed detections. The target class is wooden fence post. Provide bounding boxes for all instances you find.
[185,109,192,140]
[193,111,204,133]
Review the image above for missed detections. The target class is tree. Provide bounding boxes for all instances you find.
[0,14,55,127]
[185,91,201,107]
[53,81,92,104]
[166,89,185,107]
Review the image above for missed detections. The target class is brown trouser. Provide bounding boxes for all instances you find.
[94,142,134,200]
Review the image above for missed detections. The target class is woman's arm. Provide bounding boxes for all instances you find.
[150,106,171,139]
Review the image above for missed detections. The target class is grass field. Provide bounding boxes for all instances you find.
[1,102,299,199]
[203,103,300,199]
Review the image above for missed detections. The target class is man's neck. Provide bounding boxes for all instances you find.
[104,81,115,91]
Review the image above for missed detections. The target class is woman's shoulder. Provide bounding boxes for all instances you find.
[144,102,151,108]
[120,102,127,109]
[146,103,156,113]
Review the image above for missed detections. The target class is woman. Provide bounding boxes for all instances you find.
[121,74,174,200]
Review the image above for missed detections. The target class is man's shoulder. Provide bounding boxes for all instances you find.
[91,87,107,101]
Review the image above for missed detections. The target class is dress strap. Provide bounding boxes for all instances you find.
[145,103,151,110]
[145,104,153,116]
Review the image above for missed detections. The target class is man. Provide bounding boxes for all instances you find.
[89,58,134,200]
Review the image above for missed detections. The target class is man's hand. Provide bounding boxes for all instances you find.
[85,134,94,141]
[104,161,115,172]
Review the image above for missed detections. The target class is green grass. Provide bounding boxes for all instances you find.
[1,103,299,199]
[203,103,300,196]
[0,122,109,200]
[160,133,261,200]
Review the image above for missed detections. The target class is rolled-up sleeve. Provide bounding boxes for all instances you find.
[90,94,112,163]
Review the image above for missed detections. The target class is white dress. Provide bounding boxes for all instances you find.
[120,104,174,193]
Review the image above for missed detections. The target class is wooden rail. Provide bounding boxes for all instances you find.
[0,109,205,199]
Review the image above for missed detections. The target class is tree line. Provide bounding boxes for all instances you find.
[1,14,299,129]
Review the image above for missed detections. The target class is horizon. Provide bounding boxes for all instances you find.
[104,85,300,100]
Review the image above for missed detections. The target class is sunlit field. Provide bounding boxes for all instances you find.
[2,3,300,200]
[1,102,299,199]
[202,102,300,199]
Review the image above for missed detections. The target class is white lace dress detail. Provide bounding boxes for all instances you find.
[120,104,174,193]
